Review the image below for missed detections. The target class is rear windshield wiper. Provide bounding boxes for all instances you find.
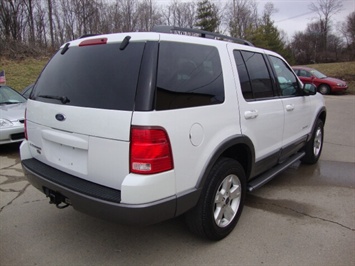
[0,101,22,105]
[37,95,70,104]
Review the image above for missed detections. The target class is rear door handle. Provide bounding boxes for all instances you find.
[286,104,294,111]
[244,110,258,119]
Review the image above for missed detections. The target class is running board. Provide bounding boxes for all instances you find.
[247,152,305,192]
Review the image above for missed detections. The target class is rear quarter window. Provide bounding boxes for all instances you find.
[32,42,145,111]
[156,42,224,110]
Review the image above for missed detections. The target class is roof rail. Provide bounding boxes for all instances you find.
[152,25,254,47]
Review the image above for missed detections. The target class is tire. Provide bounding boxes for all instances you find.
[185,158,246,240]
[301,119,324,164]
[318,84,330,95]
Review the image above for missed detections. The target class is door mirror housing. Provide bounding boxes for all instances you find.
[302,83,317,95]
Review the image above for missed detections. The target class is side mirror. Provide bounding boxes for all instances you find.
[303,83,317,95]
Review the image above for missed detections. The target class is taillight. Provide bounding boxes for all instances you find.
[130,126,174,174]
[24,108,28,140]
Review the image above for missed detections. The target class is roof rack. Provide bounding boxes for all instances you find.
[79,34,99,39]
[152,25,254,47]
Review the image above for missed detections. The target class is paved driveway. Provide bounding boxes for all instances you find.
[1,95,354,265]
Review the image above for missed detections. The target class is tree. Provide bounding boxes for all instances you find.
[327,34,344,61]
[47,0,54,48]
[0,0,351,62]
[339,11,355,60]
[309,0,343,60]
[195,0,220,32]
[0,0,24,41]
[290,31,314,64]
[226,0,258,39]
[136,0,162,31]
[34,0,48,47]
[346,11,355,45]
[245,3,290,60]
[23,0,35,44]
[163,0,196,28]
[343,12,355,45]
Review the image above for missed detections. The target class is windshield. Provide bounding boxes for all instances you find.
[0,86,26,104]
[32,41,145,111]
[310,69,327,79]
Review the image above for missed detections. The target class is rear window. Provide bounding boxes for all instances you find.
[156,42,224,110]
[32,41,145,111]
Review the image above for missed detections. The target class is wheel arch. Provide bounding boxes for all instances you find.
[196,135,255,190]
[308,106,326,142]
[175,136,255,218]
[317,107,327,125]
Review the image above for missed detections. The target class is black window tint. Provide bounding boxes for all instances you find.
[33,42,145,110]
[156,42,224,110]
[233,51,253,99]
[269,56,299,96]
[241,51,274,99]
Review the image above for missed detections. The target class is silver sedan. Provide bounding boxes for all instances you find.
[0,85,27,145]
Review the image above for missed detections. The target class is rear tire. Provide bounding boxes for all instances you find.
[185,158,246,240]
[301,119,324,164]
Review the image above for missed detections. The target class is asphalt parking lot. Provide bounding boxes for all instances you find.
[1,95,354,265]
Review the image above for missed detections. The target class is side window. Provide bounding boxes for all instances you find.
[233,51,253,99]
[156,42,224,110]
[299,70,311,77]
[233,50,275,100]
[304,71,312,77]
[298,70,305,76]
[269,56,300,96]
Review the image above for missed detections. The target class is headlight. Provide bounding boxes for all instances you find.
[0,119,13,128]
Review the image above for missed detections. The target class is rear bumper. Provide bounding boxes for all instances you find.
[21,158,178,225]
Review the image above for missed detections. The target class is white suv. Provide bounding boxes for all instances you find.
[20,26,326,240]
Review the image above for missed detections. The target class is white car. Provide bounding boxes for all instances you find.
[0,85,26,145]
[20,26,326,240]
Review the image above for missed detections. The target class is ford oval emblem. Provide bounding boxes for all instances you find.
[55,114,66,121]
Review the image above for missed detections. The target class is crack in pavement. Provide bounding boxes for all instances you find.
[273,202,355,231]
[0,183,31,213]
[1,162,27,184]
[0,174,28,184]
[1,161,37,213]
[0,160,21,170]
[246,195,355,232]
[324,141,355,148]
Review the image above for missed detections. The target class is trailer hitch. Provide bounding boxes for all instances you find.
[43,187,70,209]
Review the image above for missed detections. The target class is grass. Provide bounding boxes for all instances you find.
[0,57,49,92]
[1,56,355,94]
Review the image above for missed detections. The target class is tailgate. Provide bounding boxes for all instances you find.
[26,100,132,189]
[24,36,149,189]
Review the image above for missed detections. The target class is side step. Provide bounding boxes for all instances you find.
[247,152,305,192]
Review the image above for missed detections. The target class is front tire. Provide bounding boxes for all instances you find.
[318,84,330,95]
[301,119,324,164]
[185,158,246,240]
